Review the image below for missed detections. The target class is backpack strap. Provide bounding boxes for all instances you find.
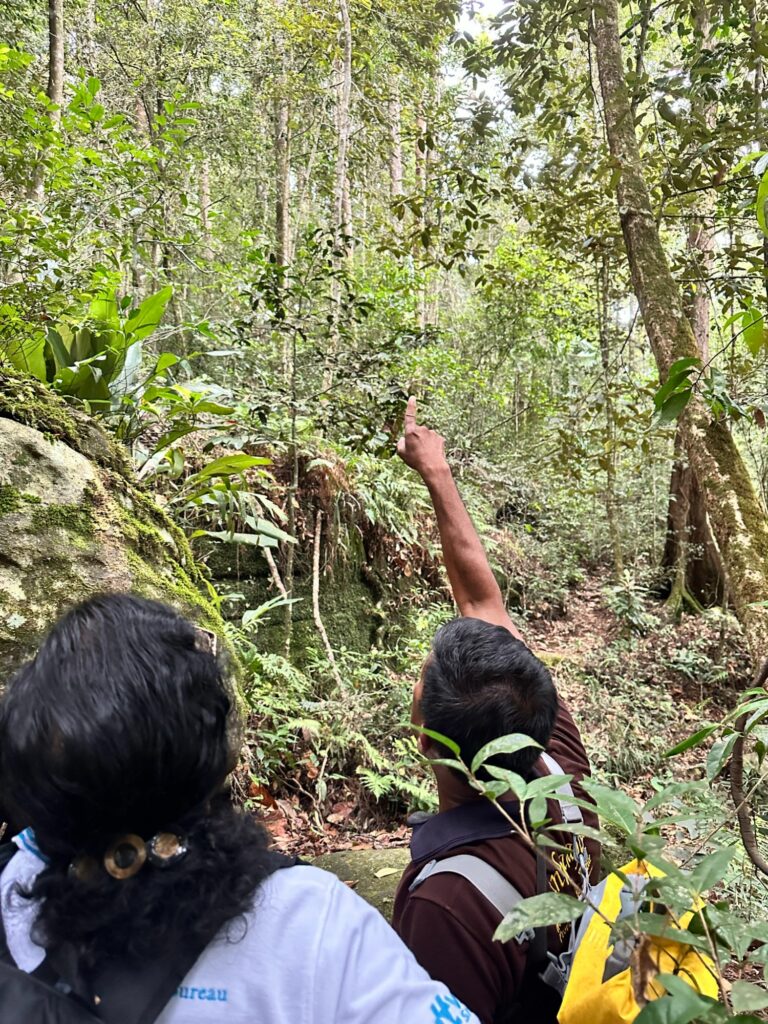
[538,753,590,893]
[409,854,535,944]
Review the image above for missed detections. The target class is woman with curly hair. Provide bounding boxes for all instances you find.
[0,594,476,1023]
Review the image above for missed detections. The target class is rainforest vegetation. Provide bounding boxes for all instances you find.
[2,0,768,1018]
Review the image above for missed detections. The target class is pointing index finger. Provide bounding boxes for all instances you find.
[404,395,418,432]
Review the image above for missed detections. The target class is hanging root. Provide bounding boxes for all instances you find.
[730,657,768,876]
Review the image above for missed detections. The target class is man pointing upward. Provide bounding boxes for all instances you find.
[392,397,599,1024]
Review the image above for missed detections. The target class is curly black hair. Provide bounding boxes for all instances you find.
[0,594,277,968]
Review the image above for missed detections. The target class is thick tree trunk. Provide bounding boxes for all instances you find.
[591,0,768,661]
[663,0,721,614]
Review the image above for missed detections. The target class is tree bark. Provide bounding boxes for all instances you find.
[389,87,403,200]
[323,0,353,391]
[663,0,722,614]
[596,254,624,576]
[591,0,768,662]
[47,0,65,126]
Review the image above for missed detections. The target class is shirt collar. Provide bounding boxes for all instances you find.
[410,799,521,864]
[13,828,49,865]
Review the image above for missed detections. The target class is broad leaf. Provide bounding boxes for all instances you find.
[494,893,583,942]
[124,286,173,341]
[192,454,272,480]
[658,389,692,424]
[731,981,768,1013]
[470,733,542,775]
[756,168,768,237]
[580,779,638,834]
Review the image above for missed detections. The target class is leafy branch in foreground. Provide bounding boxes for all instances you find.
[420,725,768,1022]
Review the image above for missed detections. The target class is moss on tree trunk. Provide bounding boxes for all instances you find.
[590,0,768,662]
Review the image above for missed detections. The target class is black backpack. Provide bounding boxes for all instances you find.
[0,841,298,1023]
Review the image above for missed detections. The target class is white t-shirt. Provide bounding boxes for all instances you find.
[1,835,478,1024]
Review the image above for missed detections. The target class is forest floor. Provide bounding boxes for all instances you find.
[256,568,752,861]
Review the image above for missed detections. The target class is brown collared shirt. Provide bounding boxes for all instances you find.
[392,701,599,1024]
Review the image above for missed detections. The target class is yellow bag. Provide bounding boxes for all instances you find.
[546,859,719,1024]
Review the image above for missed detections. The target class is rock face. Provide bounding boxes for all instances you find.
[312,847,410,920]
[0,371,226,676]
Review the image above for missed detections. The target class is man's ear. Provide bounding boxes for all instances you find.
[418,731,433,756]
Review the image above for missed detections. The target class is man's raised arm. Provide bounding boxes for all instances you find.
[396,397,524,642]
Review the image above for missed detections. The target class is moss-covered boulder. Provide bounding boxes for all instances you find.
[0,370,226,675]
[312,847,410,919]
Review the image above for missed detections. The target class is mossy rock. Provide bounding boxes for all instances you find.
[0,375,227,676]
[312,848,410,920]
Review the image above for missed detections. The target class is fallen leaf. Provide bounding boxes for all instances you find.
[374,867,398,878]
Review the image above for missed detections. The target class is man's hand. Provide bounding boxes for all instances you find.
[396,397,448,483]
[395,395,524,641]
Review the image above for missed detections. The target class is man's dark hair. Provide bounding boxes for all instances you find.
[421,617,558,778]
[0,594,277,969]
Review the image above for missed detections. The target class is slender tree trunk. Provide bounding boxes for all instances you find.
[28,0,65,201]
[47,0,65,126]
[597,255,624,575]
[591,0,768,662]
[200,157,213,263]
[389,85,403,206]
[274,96,292,268]
[323,0,353,391]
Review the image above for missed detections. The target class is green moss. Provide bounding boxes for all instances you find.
[0,485,22,515]
[0,369,130,474]
[30,502,95,537]
[0,485,42,516]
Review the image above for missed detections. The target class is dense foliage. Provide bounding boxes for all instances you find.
[1,0,768,1018]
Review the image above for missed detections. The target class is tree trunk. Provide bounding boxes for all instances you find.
[591,0,768,662]
[200,157,214,264]
[663,0,722,615]
[389,87,403,200]
[28,0,65,201]
[596,254,624,576]
[323,0,353,391]
[47,0,65,125]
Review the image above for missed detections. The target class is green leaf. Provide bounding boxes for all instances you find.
[418,727,462,758]
[580,779,637,834]
[689,848,735,895]
[470,733,542,775]
[706,735,737,783]
[742,307,766,357]
[756,168,768,237]
[658,388,693,424]
[484,766,529,800]
[89,294,119,327]
[494,893,583,942]
[124,286,173,341]
[664,725,718,757]
[731,981,768,1014]
[45,327,71,370]
[192,454,272,481]
[0,330,46,381]
[635,987,718,1024]
[654,363,698,410]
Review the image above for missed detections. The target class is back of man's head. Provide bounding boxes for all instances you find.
[421,618,557,778]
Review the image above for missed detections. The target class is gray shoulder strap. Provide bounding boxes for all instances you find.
[409,854,527,922]
[539,751,583,825]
